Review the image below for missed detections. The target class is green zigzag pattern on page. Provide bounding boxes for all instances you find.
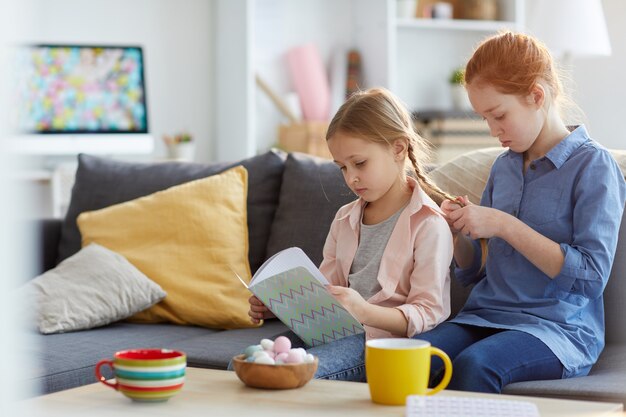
[253,267,364,347]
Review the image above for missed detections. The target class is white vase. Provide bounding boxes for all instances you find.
[450,84,473,111]
[167,142,195,161]
[397,0,418,18]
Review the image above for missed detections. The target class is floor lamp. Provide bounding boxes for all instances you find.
[525,0,612,67]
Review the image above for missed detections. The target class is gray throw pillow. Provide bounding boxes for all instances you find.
[265,152,357,266]
[23,243,166,334]
[57,150,286,274]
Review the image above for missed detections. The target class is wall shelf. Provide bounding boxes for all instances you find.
[396,18,518,32]
[214,0,525,161]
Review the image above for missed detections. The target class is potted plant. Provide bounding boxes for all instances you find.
[449,67,472,111]
[163,132,195,161]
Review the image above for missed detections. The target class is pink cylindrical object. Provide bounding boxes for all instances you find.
[286,43,331,122]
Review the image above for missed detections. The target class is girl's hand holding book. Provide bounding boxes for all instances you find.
[248,295,276,324]
[326,285,368,322]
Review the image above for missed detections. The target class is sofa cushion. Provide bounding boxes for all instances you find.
[26,323,219,395]
[23,243,166,334]
[173,319,290,369]
[58,150,286,274]
[265,152,357,266]
[429,147,503,204]
[503,343,626,404]
[77,166,255,330]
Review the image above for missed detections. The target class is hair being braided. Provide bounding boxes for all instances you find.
[406,142,455,206]
[407,143,488,272]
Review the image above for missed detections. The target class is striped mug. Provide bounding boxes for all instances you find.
[95,348,186,402]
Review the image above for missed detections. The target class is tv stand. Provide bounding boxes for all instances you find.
[9,134,154,155]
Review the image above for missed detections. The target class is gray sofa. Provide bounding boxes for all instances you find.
[27,149,626,405]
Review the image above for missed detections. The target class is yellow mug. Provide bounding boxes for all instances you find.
[365,338,452,405]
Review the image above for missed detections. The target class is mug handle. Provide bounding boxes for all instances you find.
[427,347,452,395]
[95,359,118,390]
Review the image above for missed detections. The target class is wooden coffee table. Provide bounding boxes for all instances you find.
[19,368,623,416]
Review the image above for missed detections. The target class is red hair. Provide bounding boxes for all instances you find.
[465,31,562,100]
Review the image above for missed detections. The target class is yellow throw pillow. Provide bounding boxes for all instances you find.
[77,165,257,329]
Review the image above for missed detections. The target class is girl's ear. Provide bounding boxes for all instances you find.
[527,83,545,108]
[392,138,408,160]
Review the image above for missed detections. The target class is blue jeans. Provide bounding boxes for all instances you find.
[283,331,366,382]
[414,322,564,393]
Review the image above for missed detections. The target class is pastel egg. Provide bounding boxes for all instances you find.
[273,336,292,354]
[260,338,274,351]
[255,355,275,365]
[305,353,316,363]
[275,352,289,362]
[285,349,304,363]
[243,344,263,358]
[252,350,270,359]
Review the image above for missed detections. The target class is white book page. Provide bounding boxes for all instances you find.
[251,247,330,287]
[406,395,540,417]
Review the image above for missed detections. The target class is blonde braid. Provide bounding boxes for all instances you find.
[407,142,488,273]
[406,142,456,206]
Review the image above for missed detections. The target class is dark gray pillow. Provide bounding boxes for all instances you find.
[57,150,286,273]
[265,152,357,267]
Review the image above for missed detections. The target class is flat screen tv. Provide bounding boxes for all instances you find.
[11,44,154,154]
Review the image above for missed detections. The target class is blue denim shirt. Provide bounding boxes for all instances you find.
[451,126,626,378]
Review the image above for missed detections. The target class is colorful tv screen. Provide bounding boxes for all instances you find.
[15,44,148,134]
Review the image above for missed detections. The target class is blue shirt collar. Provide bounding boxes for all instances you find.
[505,125,590,169]
[545,125,590,169]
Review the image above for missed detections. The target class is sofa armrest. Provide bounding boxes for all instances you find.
[36,218,62,275]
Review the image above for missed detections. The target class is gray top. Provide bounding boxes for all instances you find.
[349,205,405,300]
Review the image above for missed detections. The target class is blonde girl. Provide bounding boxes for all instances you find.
[417,31,626,393]
[248,87,454,381]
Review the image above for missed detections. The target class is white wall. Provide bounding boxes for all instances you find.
[25,0,214,162]
[571,0,626,149]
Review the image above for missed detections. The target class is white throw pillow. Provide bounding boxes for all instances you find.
[430,147,503,205]
[22,243,166,334]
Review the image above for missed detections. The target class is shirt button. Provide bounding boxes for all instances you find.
[530,164,536,170]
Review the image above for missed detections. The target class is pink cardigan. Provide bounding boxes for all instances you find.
[319,177,453,339]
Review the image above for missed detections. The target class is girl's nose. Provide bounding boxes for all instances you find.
[346,171,359,184]
[488,121,501,138]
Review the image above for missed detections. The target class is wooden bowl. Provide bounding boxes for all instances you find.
[232,354,318,389]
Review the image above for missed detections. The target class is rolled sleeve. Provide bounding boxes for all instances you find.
[550,150,626,300]
[552,243,599,294]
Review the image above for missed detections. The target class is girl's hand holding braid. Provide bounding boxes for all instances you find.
[443,195,506,240]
